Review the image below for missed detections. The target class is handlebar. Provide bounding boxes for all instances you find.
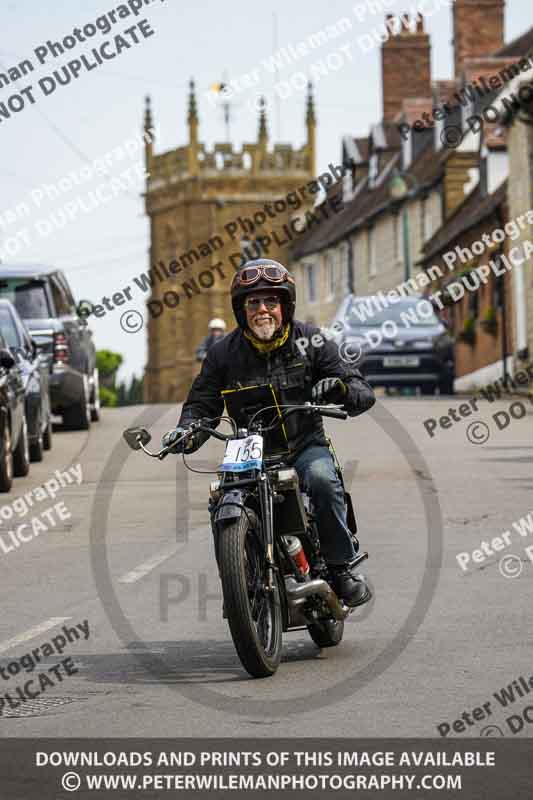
[123,402,348,459]
[317,407,348,420]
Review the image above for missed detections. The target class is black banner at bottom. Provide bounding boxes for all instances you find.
[0,738,531,799]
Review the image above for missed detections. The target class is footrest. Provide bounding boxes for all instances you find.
[347,551,368,569]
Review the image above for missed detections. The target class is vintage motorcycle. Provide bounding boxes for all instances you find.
[123,400,367,679]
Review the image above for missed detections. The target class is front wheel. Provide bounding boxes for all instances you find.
[219,510,282,678]
[308,617,344,648]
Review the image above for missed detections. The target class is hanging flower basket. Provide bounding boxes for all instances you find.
[457,318,476,346]
[479,307,498,336]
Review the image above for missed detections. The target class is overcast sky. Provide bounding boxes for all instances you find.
[0,0,530,381]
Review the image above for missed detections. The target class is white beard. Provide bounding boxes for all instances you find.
[250,315,277,341]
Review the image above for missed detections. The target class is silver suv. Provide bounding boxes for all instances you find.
[0,265,100,429]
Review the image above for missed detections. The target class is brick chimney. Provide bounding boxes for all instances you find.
[381,13,431,123]
[453,0,505,77]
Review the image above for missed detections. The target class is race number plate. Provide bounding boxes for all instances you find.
[220,435,263,472]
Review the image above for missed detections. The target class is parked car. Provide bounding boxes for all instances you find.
[0,332,30,492]
[0,265,100,429]
[0,299,52,462]
[330,294,455,395]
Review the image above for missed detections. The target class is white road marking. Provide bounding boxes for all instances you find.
[118,544,180,584]
[0,617,71,655]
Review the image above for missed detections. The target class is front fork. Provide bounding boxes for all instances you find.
[257,472,276,591]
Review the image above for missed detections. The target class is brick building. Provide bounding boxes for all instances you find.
[503,65,533,385]
[291,0,533,390]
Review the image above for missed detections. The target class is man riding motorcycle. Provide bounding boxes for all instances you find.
[162,259,376,606]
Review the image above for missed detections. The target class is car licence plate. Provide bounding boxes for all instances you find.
[220,435,263,471]
[383,355,420,367]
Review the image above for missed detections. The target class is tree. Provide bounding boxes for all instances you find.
[96,350,123,407]
[96,350,123,390]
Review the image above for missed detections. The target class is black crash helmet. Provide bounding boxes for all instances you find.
[230,259,296,328]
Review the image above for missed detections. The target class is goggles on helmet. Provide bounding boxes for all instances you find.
[232,264,294,289]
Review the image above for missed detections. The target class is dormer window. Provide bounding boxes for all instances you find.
[369,154,379,187]
[402,130,413,170]
[342,169,353,203]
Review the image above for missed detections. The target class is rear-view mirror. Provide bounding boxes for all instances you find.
[123,427,151,450]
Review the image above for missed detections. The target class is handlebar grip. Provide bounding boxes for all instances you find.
[202,426,228,442]
[320,407,348,420]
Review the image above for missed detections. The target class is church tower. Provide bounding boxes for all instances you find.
[143,82,316,401]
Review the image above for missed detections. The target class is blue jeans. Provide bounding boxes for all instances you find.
[291,445,357,566]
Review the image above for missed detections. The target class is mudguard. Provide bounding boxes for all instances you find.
[214,489,246,524]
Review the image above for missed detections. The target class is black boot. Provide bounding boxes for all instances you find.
[331,568,371,607]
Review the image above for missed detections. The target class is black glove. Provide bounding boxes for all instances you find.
[311,377,347,404]
[161,426,195,454]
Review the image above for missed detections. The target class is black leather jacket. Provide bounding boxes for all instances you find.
[178,320,375,462]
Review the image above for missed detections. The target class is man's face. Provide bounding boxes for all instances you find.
[211,328,224,339]
[244,290,283,341]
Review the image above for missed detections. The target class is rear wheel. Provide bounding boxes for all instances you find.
[63,377,91,431]
[308,617,344,648]
[43,416,52,451]
[29,412,44,463]
[13,415,30,477]
[439,375,454,395]
[90,368,101,422]
[0,421,13,492]
[219,510,282,678]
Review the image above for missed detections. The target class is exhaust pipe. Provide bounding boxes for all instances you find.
[285,577,349,621]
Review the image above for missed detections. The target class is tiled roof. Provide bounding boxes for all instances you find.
[291,137,453,259]
[420,179,507,263]
[495,26,533,58]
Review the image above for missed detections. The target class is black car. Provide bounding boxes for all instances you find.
[0,299,52,462]
[0,265,99,430]
[0,333,30,492]
[330,294,455,395]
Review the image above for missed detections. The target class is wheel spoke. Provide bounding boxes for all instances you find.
[244,531,274,654]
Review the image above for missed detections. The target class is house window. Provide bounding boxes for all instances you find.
[327,252,336,298]
[345,242,352,293]
[468,277,479,318]
[369,154,378,187]
[305,263,317,303]
[421,196,432,242]
[368,227,376,276]
[393,212,401,262]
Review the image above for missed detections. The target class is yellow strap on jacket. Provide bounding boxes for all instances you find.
[243,324,290,354]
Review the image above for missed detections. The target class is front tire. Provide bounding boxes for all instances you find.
[308,617,344,648]
[219,510,282,678]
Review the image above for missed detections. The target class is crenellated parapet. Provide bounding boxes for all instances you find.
[144,81,315,195]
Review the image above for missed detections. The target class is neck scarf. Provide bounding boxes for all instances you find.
[244,323,290,354]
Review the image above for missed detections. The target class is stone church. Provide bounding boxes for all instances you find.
[143,81,316,402]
